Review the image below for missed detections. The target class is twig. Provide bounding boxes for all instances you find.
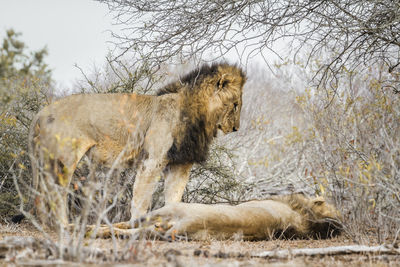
[253,245,400,259]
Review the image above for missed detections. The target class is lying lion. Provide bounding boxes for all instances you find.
[86,194,342,240]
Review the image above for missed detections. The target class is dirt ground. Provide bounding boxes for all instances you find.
[0,222,399,266]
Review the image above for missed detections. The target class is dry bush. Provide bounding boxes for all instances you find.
[213,59,400,243]
[0,29,53,218]
[184,142,252,205]
[73,56,158,95]
[218,63,310,198]
[239,60,400,242]
[294,66,400,242]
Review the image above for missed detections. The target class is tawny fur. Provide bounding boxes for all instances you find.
[88,194,342,240]
[29,63,246,226]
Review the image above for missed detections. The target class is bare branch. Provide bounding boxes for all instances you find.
[98,0,400,92]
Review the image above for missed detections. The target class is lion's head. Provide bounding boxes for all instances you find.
[158,63,246,135]
[158,62,246,164]
[306,196,343,238]
[210,64,245,134]
[309,196,341,220]
[273,193,342,239]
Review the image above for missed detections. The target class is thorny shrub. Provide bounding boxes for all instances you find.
[231,60,399,243]
[296,68,400,242]
[0,29,53,218]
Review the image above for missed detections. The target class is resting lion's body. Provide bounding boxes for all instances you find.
[29,63,246,226]
[91,194,342,240]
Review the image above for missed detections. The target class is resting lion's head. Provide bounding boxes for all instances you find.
[306,196,343,238]
[309,196,342,221]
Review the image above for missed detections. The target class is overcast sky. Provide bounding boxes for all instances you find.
[0,0,114,90]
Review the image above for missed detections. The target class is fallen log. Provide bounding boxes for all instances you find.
[253,245,400,259]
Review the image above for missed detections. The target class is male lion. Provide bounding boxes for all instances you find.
[29,63,246,226]
[89,193,343,240]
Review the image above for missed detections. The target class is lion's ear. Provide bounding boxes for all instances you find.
[216,74,229,90]
[312,196,325,206]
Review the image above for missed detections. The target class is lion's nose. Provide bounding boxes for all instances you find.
[233,127,238,132]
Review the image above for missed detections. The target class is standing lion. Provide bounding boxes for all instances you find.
[29,63,246,226]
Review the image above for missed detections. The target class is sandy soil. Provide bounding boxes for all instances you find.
[0,222,399,266]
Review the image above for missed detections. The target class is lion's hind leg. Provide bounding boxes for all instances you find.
[37,140,96,228]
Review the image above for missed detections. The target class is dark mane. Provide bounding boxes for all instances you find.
[157,62,225,96]
[157,62,245,165]
[166,113,213,164]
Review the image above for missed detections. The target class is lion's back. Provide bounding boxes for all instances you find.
[30,93,159,163]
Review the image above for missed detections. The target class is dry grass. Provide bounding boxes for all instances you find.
[2,221,397,267]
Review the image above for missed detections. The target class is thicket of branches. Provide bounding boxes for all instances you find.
[99,0,400,93]
[251,61,400,242]
[0,29,53,217]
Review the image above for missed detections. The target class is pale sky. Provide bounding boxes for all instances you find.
[0,0,114,90]
[0,1,289,92]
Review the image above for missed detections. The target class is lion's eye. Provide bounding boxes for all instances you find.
[233,103,238,111]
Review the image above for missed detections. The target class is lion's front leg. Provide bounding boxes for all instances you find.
[163,163,192,204]
[130,158,168,221]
